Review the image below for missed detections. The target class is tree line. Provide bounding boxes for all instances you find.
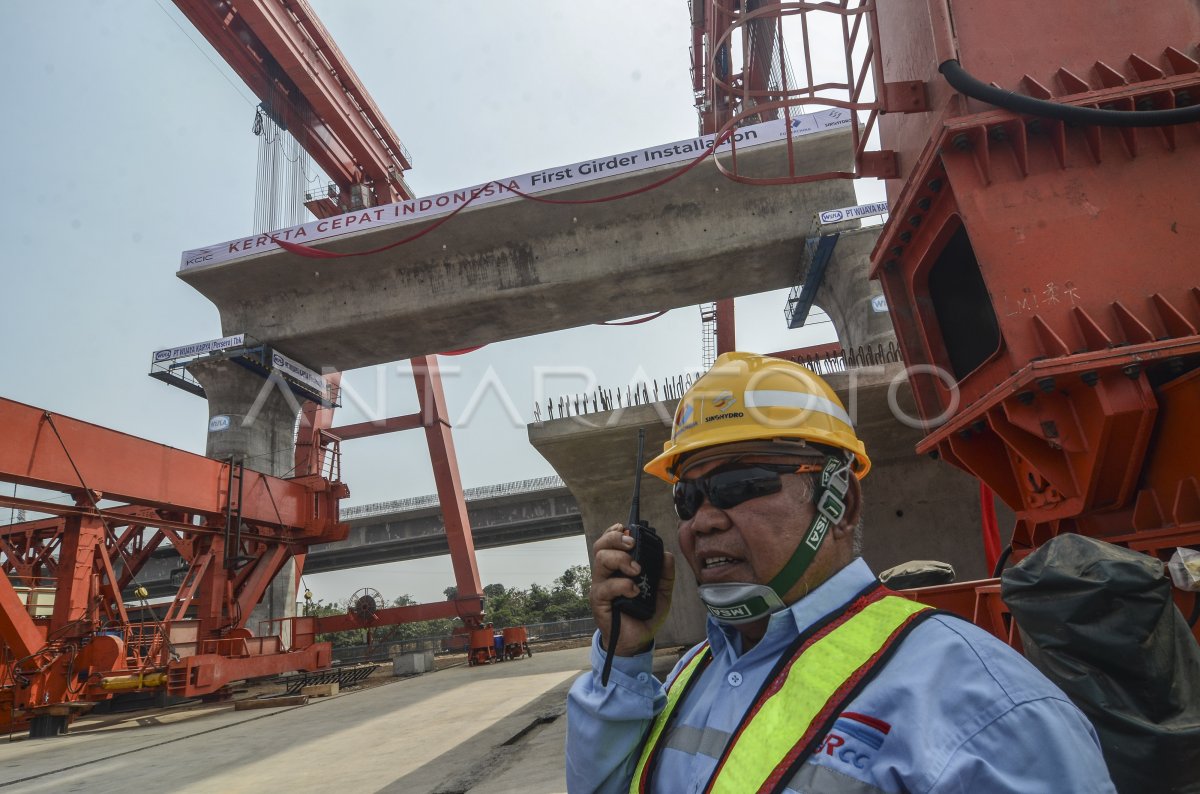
[307,564,592,648]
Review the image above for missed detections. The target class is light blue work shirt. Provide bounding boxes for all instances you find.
[566,558,1116,793]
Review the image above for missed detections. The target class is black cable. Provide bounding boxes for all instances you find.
[939,59,1200,127]
[601,609,621,687]
[1188,595,1200,629]
[991,544,1015,579]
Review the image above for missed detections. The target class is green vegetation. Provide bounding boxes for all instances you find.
[309,564,592,649]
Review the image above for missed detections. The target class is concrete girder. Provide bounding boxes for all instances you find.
[178,131,858,371]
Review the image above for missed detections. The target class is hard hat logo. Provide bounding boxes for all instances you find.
[673,402,698,438]
[711,390,737,411]
[645,351,871,483]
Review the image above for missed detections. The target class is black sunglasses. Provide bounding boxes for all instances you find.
[673,462,822,520]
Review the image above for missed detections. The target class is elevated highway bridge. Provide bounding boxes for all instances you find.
[133,476,581,598]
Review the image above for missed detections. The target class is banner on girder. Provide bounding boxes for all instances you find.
[270,349,329,401]
[152,333,246,363]
[179,109,853,271]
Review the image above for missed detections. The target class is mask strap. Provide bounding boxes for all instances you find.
[698,454,853,625]
[764,454,852,598]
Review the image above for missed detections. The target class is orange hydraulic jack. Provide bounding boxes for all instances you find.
[0,397,348,736]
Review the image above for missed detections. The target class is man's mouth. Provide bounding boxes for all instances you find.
[700,556,744,582]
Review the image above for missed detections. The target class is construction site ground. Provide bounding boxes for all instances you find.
[0,640,683,793]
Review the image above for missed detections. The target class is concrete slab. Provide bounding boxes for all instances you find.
[178,132,857,371]
[0,647,594,794]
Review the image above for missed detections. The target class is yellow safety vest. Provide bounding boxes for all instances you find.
[631,588,934,794]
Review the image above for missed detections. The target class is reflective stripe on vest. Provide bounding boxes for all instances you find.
[631,642,712,792]
[631,589,934,794]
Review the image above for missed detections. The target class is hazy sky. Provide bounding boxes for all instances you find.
[0,2,863,605]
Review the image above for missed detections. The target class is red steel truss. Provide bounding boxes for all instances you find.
[0,396,349,733]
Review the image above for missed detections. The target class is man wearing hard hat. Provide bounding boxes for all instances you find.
[566,352,1114,793]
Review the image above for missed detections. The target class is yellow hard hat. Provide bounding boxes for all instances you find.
[645,351,870,483]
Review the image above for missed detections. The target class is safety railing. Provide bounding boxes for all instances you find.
[699,0,905,183]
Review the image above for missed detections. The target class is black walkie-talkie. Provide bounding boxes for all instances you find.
[602,429,664,686]
[612,429,664,621]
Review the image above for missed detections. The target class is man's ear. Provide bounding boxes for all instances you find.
[832,475,862,538]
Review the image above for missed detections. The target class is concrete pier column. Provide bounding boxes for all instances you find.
[530,404,707,648]
[187,358,303,639]
[806,226,894,353]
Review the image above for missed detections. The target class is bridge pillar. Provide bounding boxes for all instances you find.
[530,404,706,647]
[806,225,895,353]
[187,358,303,640]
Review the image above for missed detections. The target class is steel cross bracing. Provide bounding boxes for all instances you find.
[0,396,349,733]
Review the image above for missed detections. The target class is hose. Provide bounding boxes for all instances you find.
[938,59,1200,127]
[991,544,1015,580]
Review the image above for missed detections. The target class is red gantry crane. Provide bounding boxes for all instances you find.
[0,0,495,736]
[169,0,489,635]
[0,397,347,736]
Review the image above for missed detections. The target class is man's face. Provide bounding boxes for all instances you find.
[676,454,819,593]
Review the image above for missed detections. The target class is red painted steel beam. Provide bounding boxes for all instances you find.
[329,412,423,441]
[235,544,291,626]
[170,0,354,188]
[412,356,484,602]
[715,298,736,355]
[0,397,326,532]
[168,642,331,698]
[0,573,45,659]
[0,504,158,539]
[171,0,412,201]
[0,494,281,548]
[313,597,479,635]
[49,514,105,636]
[295,373,341,477]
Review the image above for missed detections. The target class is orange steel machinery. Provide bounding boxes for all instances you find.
[698,1,1200,637]
[0,397,349,736]
[868,2,1200,621]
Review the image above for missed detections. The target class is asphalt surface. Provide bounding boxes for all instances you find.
[0,647,594,794]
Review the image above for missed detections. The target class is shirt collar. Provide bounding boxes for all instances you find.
[705,557,877,655]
